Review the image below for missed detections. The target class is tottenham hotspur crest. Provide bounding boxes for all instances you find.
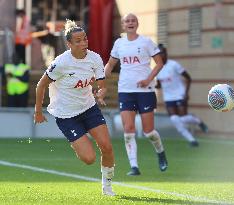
[48,64,56,72]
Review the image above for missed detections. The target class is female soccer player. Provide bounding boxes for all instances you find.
[156,44,208,147]
[34,19,115,196]
[105,13,168,176]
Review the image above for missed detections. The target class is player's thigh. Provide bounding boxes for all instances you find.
[176,100,188,115]
[81,104,113,153]
[165,100,179,115]
[89,124,113,153]
[137,92,156,132]
[71,135,96,163]
[166,106,178,115]
[120,110,136,133]
[177,106,187,115]
[118,92,137,132]
[140,111,154,133]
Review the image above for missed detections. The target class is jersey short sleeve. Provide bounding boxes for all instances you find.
[110,38,120,59]
[93,54,105,80]
[46,57,63,81]
[174,61,185,74]
[146,38,160,57]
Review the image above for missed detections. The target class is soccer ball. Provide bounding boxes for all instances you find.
[208,84,234,112]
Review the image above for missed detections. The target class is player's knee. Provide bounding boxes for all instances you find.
[123,124,135,133]
[170,115,180,124]
[100,143,113,155]
[170,114,185,133]
[80,154,96,165]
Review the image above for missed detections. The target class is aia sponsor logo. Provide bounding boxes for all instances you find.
[74,77,95,88]
[122,56,140,64]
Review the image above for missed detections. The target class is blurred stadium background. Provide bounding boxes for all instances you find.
[0,1,234,204]
[0,0,233,137]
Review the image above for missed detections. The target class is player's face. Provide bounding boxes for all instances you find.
[122,14,138,34]
[68,31,88,53]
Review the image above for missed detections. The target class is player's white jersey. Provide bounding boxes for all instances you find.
[46,49,105,118]
[111,35,160,93]
[157,59,186,101]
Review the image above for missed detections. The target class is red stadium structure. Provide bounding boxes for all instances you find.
[88,0,114,64]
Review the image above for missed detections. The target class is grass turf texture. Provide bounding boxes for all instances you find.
[0,137,233,205]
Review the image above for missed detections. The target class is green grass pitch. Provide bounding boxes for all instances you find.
[0,137,233,205]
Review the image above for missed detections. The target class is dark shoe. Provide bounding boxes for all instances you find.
[199,122,208,133]
[190,141,199,147]
[127,167,141,176]
[158,151,168,172]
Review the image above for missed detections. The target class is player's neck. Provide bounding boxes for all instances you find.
[127,33,138,41]
[71,50,87,59]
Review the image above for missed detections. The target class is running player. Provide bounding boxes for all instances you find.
[156,44,208,147]
[34,19,115,196]
[105,13,168,176]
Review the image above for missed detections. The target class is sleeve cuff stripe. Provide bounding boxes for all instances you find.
[110,55,119,60]
[96,77,105,81]
[151,53,161,57]
[45,71,56,81]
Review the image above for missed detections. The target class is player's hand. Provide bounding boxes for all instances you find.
[94,88,107,106]
[34,112,48,124]
[137,79,151,88]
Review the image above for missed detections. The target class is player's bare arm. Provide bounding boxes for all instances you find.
[137,54,163,88]
[182,71,192,101]
[104,57,118,78]
[34,73,53,123]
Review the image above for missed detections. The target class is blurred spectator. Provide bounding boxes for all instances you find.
[4,53,30,107]
[15,9,32,63]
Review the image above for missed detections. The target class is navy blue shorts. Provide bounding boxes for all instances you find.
[165,99,187,108]
[55,104,106,142]
[118,92,157,114]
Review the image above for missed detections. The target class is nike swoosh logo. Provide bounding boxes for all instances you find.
[144,106,150,110]
[69,73,75,76]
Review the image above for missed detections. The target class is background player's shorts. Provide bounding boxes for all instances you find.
[165,99,187,108]
[118,92,157,114]
[55,104,106,142]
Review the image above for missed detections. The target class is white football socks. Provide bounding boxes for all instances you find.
[180,114,201,125]
[170,115,196,142]
[144,130,164,153]
[124,133,138,168]
[101,166,115,196]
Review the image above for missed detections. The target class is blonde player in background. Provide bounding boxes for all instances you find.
[34,19,115,196]
[105,13,168,176]
[156,44,208,147]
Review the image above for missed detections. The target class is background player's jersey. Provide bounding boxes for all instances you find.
[157,59,186,101]
[46,49,105,118]
[111,35,160,93]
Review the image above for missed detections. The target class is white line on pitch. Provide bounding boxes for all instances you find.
[0,160,232,205]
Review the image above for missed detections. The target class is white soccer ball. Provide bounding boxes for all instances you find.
[208,84,234,112]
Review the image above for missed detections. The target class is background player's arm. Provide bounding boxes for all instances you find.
[137,54,164,87]
[155,80,161,89]
[34,73,53,123]
[181,71,191,101]
[104,57,118,77]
